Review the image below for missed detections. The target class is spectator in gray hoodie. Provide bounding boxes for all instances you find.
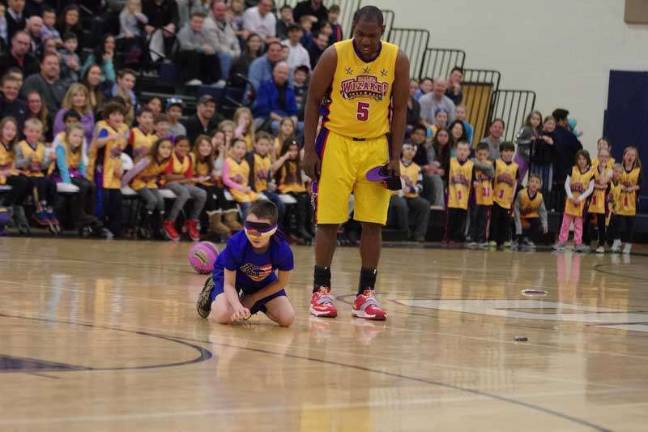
[203,0,240,80]
[175,11,221,85]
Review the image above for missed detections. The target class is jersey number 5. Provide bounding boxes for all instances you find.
[356,102,369,121]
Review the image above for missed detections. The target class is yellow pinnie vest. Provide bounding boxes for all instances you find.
[617,166,641,216]
[130,127,158,160]
[226,157,258,202]
[17,140,47,177]
[518,188,543,219]
[564,166,594,217]
[0,142,16,184]
[474,166,493,206]
[253,153,272,192]
[589,165,611,215]
[277,159,306,193]
[131,157,168,190]
[493,160,518,209]
[448,158,473,209]
[399,160,421,198]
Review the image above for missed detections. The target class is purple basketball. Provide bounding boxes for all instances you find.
[188,242,219,274]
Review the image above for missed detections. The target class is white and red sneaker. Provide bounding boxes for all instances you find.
[309,286,338,318]
[352,290,386,321]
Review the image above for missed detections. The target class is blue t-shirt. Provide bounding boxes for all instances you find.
[212,231,294,293]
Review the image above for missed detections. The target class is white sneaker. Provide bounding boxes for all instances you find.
[553,242,565,251]
[430,205,444,210]
[595,246,605,254]
[466,242,478,248]
[611,239,622,253]
[211,79,227,88]
[185,79,203,86]
[623,243,632,254]
[574,244,590,253]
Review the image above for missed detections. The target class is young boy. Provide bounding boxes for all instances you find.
[14,118,59,232]
[41,7,62,47]
[59,32,81,82]
[293,65,309,121]
[130,107,158,160]
[328,4,343,43]
[389,142,430,242]
[468,142,494,247]
[165,98,187,139]
[491,141,519,249]
[154,113,171,140]
[445,140,473,243]
[513,173,548,249]
[246,132,285,224]
[196,200,295,327]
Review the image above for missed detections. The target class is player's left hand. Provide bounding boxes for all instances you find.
[387,158,400,177]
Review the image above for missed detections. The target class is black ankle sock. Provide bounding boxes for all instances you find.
[358,267,377,294]
[313,265,331,292]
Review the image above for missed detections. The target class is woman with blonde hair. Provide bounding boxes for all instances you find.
[53,83,95,144]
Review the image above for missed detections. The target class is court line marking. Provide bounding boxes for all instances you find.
[0,312,613,432]
[593,264,648,282]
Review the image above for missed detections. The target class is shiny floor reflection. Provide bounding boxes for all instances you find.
[1,238,648,431]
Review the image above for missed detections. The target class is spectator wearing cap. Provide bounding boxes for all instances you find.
[6,0,26,40]
[293,0,328,33]
[183,94,224,144]
[176,11,221,86]
[242,0,276,43]
[21,53,67,115]
[308,31,329,69]
[253,61,299,134]
[248,40,284,91]
[0,31,39,78]
[420,78,456,128]
[283,24,310,72]
[203,0,240,81]
[166,98,187,138]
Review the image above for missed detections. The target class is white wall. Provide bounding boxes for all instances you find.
[370,0,648,151]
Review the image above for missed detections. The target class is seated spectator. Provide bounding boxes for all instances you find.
[273,117,296,157]
[53,83,95,145]
[298,15,316,49]
[388,142,430,242]
[0,74,27,129]
[143,0,179,59]
[432,127,451,185]
[243,0,276,43]
[420,78,456,127]
[145,96,163,118]
[0,4,7,52]
[308,31,329,69]
[21,53,67,115]
[6,0,26,40]
[184,94,224,144]
[293,0,328,32]
[40,7,61,47]
[154,112,171,139]
[284,24,310,72]
[446,66,463,105]
[204,0,240,81]
[455,104,473,144]
[233,107,254,151]
[411,123,445,209]
[58,32,81,83]
[479,118,505,160]
[276,4,294,40]
[111,68,137,124]
[56,4,83,48]
[82,65,109,113]
[118,0,148,66]
[81,34,117,84]
[229,32,262,87]
[407,79,421,128]
[38,35,57,59]
[177,0,210,27]
[24,89,50,140]
[415,77,433,100]
[24,15,42,54]
[248,40,284,91]
[292,65,309,122]
[448,120,468,148]
[328,4,343,44]
[0,31,39,78]
[223,137,260,216]
[175,11,221,86]
[165,97,187,138]
[430,109,448,137]
[129,107,158,160]
[253,62,299,134]
[227,0,246,40]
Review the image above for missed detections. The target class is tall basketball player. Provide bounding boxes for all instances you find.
[302,6,410,320]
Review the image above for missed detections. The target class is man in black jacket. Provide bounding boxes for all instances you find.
[0,74,27,129]
[551,108,582,209]
[0,31,39,78]
[183,95,224,144]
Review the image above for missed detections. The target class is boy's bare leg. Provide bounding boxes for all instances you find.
[263,296,295,327]
[212,293,236,324]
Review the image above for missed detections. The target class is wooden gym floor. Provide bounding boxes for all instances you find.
[1,237,648,431]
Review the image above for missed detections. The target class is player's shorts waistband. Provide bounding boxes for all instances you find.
[324,129,387,141]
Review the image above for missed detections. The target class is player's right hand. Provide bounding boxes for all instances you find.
[302,150,321,180]
[231,304,251,321]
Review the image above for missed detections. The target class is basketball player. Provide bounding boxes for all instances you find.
[302,6,410,320]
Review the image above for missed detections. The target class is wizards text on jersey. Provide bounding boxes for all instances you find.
[340,75,389,101]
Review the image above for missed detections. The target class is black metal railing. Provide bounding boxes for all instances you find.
[419,47,466,80]
[489,90,537,142]
[387,28,430,78]
[382,9,395,39]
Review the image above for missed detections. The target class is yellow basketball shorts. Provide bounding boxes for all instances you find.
[313,128,391,225]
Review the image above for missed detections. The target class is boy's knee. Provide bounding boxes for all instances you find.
[212,309,232,324]
[277,313,295,327]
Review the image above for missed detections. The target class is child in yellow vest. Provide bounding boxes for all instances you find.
[592,138,615,170]
[191,134,239,240]
[388,142,430,242]
[273,117,296,159]
[87,102,129,237]
[0,117,30,235]
[247,132,286,227]
[129,107,158,161]
[163,136,207,242]
[610,147,642,254]
[122,138,174,239]
[15,118,59,232]
[588,148,613,253]
[224,138,259,217]
[607,163,623,251]
[513,173,547,249]
[468,142,494,247]
[53,124,105,235]
[491,141,518,249]
[555,150,595,252]
[445,140,473,243]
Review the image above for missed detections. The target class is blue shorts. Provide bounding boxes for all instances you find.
[208,276,287,315]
